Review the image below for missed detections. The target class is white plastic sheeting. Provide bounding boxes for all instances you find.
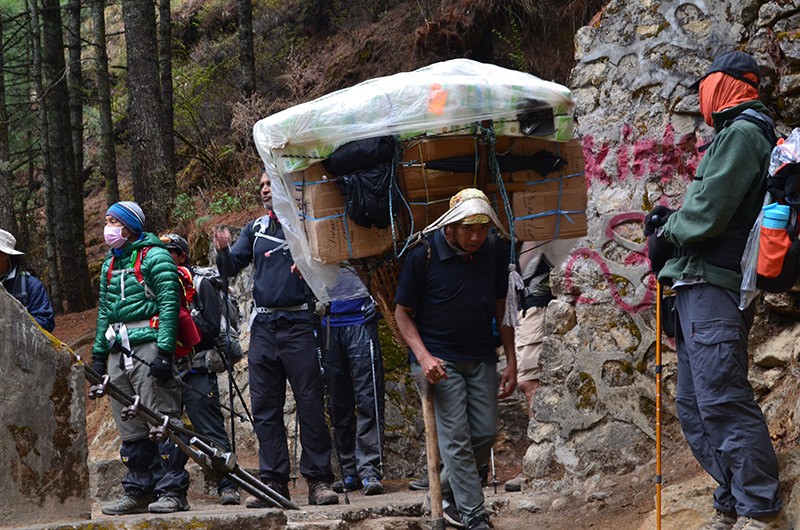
[252,59,575,301]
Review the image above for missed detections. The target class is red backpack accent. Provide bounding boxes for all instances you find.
[106,246,152,287]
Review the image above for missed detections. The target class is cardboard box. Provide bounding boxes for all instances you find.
[289,163,394,264]
[490,138,587,241]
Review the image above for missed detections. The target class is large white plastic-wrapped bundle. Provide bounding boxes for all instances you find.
[254,58,574,172]
[253,59,575,301]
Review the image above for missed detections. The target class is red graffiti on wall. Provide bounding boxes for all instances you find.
[564,212,656,314]
[584,124,704,185]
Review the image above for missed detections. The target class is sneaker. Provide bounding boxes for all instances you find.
[409,476,429,490]
[148,493,190,513]
[731,512,791,530]
[220,488,240,506]
[362,476,385,496]
[697,510,738,530]
[308,480,339,505]
[332,475,359,493]
[504,473,523,493]
[443,500,466,529]
[467,515,493,530]
[101,494,153,515]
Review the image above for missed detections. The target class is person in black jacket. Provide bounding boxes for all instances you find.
[213,170,338,507]
[0,229,55,332]
[159,233,241,506]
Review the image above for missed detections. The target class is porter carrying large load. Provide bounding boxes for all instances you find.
[252,59,586,316]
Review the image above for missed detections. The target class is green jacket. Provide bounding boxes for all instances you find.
[658,101,773,293]
[92,232,180,358]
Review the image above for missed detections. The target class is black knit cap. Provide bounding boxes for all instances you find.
[689,51,761,90]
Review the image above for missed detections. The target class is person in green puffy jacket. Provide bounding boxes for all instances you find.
[91,201,190,516]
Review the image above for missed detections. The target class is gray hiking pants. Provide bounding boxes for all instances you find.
[674,283,782,518]
[412,359,497,528]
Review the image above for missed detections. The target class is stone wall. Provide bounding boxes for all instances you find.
[521,0,800,495]
[0,288,90,527]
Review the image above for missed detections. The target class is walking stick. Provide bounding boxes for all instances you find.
[417,376,445,530]
[368,336,384,476]
[655,282,663,530]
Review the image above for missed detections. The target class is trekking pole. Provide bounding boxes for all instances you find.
[81,360,298,510]
[415,372,445,530]
[368,335,384,476]
[655,282,663,530]
[490,447,497,494]
[221,275,237,453]
[291,409,299,487]
[313,327,350,505]
[120,344,250,423]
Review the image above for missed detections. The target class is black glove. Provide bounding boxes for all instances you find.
[92,357,107,376]
[644,206,675,236]
[148,349,173,382]
[647,230,675,276]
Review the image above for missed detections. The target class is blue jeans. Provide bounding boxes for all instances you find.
[675,283,781,517]
[412,359,497,527]
[324,322,385,480]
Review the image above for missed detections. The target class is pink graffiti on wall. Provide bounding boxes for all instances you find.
[564,212,656,314]
[583,124,704,185]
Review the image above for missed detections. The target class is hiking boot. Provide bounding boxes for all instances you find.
[697,510,737,530]
[266,481,291,501]
[467,515,494,530]
[362,476,385,496]
[731,512,791,530]
[246,481,290,508]
[504,473,524,492]
[443,500,465,529]
[332,475,359,493]
[308,480,339,505]
[220,488,240,506]
[148,493,190,513]
[245,495,270,509]
[101,494,153,515]
[409,476,429,490]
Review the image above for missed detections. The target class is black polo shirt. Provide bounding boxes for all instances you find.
[395,229,509,363]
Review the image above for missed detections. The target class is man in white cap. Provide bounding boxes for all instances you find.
[394,188,517,530]
[0,229,55,332]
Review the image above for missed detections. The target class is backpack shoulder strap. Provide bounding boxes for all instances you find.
[730,109,781,145]
[15,271,29,305]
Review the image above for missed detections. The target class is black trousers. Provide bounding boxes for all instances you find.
[249,319,334,483]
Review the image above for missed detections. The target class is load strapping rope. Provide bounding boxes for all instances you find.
[480,124,523,328]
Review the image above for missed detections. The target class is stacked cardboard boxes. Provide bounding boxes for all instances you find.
[289,163,394,264]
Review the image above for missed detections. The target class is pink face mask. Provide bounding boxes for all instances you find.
[104,225,127,249]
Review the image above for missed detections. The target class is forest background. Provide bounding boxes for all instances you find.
[0,0,606,315]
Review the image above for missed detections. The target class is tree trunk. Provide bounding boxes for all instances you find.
[158,0,175,176]
[123,0,173,233]
[238,0,255,97]
[28,0,62,311]
[41,0,94,312]
[91,0,119,206]
[0,15,18,235]
[67,0,84,184]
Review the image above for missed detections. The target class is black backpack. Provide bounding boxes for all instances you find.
[322,136,399,229]
[191,267,243,366]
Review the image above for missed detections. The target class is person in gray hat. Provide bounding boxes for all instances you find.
[0,229,55,332]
